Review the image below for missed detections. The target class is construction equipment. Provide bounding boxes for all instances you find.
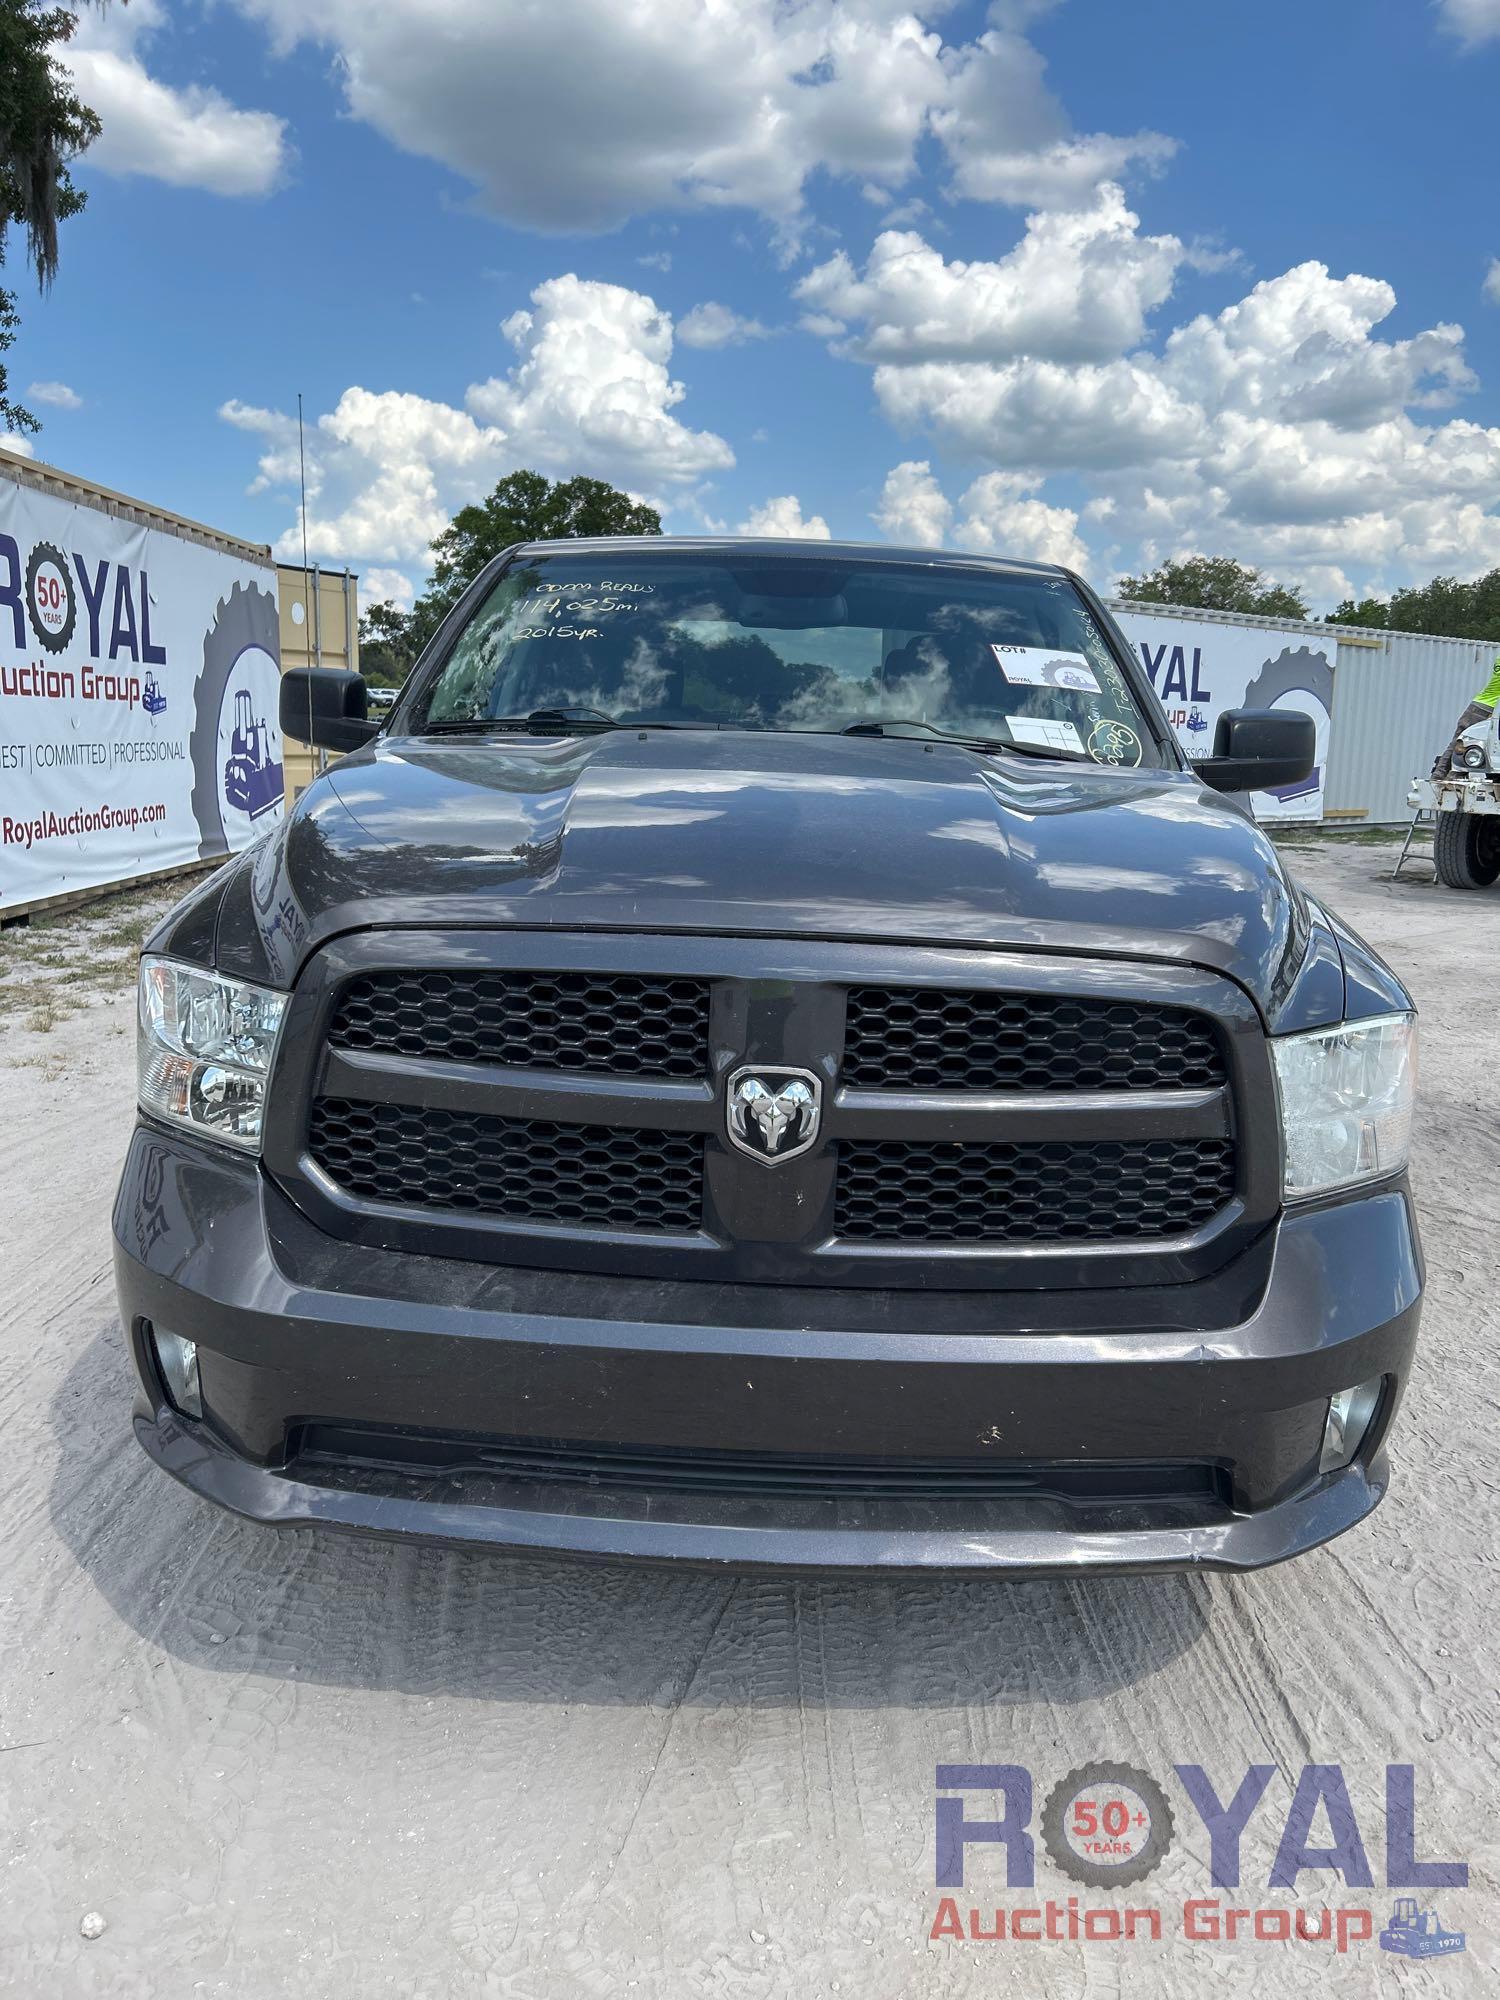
[222,688,285,821]
[1379,1897,1466,1959]
[1407,700,1500,889]
[141,671,168,717]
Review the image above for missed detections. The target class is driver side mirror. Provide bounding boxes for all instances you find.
[280,669,379,753]
[1195,707,1315,794]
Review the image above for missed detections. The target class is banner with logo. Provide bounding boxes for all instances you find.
[0,472,285,912]
[1111,609,1336,823]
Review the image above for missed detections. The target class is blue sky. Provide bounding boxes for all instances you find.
[16,0,1500,611]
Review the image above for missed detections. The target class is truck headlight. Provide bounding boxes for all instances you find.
[138,956,287,1153]
[1270,1012,1416,1198]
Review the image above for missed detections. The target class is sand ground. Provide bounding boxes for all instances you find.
[0,830,1493,1996]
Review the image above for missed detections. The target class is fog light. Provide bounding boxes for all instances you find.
[1319,1378,1382,1473]
[1458,743,1487,771]
[151,1326,202,1420]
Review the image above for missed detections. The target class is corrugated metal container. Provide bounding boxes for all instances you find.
[1321,630,1493,824]
[276,563,359,799]
[1104,596,1496,825]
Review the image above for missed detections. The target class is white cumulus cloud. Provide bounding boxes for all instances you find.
[229,0,1164,231]
[737,495,833,539]
[817,199,1500,600]
[873,352,1201,472]
[1436,0,1500,42]
[678,303,772,349]
[223,276,731,566]
[874,459,1087,570]
[361,567,415,611]
[932,28,1174,209]
[66,0,288,197]
[797,185,1185,366]
[466,276,734,486]
[27,381,82,410]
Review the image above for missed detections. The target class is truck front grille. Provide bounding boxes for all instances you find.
[274,938,1266,1288]
[836,1137,1236,1243]
[310,1098,704,1233]
[329,969,710,1078]
[843,986,1225,1091]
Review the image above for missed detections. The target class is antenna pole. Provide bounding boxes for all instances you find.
[296,393,321,770]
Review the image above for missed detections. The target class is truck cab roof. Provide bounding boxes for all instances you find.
[504,534,1072,581]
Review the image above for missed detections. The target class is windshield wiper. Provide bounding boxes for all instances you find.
[840,719,1090,762]
[422,708,688,738]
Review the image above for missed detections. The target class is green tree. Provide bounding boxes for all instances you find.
[357,599,420,687]
[426,470,660,617]
[366,469,663,668]
[1384,569,1500,643]
[1326,597,1389,629]
[1116,554,1308,620]
[0,4,100,434]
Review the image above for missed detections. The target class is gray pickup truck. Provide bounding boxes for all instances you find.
[113,537,1421,1573]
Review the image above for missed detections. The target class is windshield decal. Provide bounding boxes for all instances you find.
[990,644,1101,694]
[1008,716,1084,754]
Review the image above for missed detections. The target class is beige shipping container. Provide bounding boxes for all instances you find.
[276,564,360,798]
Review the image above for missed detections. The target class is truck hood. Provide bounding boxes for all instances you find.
[217,729,1326,1015]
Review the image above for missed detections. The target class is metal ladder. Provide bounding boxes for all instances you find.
[1392,806,1436,880]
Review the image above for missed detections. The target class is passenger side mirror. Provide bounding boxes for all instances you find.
[280,669,379,753]
[1195,707,1315,794]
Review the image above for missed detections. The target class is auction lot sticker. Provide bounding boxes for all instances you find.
[990,643,1101,693]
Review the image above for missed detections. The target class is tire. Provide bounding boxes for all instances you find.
[1433,809,1500,890]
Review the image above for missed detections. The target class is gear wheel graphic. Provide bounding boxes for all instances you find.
[187,579,283,859]
[1242,644,1333,716]
[25,540,76,653]
[1041,1762,1175,1889]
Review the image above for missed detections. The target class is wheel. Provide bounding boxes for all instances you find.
[1433,809,1500,889]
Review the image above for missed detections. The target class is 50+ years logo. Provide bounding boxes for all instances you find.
[24,542,76,654]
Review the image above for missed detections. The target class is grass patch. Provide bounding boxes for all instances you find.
[0,872,214,1025]
[1270,823,1404,848]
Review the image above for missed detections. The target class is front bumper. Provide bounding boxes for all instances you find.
[1409,772,1500,814]
[113,1126,1423,1574]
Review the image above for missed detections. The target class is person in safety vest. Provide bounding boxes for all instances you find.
[1433,658,1500,774]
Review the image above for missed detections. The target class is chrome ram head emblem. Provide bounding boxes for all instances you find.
[725,1066,822,1165]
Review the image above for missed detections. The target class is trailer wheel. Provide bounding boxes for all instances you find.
[1433,809,1500,889]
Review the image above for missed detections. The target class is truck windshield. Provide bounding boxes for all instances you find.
[408,551,1167,768]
